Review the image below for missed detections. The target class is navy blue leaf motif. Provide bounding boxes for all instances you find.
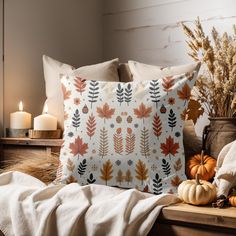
[125,83,132,105]
[87,173,96,184]
[88,80,99,108]
[116,84,124,105]
[78,159,87,177]
[168,109,177,131]
[72,109,80,130]
[149,80,160,108]
[162,159,171,177]
[153,173,163,195]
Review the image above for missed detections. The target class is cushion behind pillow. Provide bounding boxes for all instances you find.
[128,60,201,81]
[43,55,120,129]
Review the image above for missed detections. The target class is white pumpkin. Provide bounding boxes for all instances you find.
[178,174,216,205]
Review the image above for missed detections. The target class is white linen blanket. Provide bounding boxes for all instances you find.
[213,140,236,197]
[0,171,179,236]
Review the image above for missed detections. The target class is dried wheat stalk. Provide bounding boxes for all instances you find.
[181,17,236,117]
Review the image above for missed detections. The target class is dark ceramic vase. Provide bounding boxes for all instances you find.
[203,117,236,159]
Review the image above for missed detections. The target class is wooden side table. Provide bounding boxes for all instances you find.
[149,203,236,236]
[0,138,63,167]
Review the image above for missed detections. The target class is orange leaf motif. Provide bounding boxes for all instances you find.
[180,108,188,121]
[162,76,175,93]
[67,159,75,172]
[135,160,149,185]
[97,103,115,121]
[160,136,179,157]
[174,158,182,171]
[61,84,71,100]
[86,114,96,139]
[66,175,77,184]
[152,113,162,138]
[186,99,204,124]
[69,137,88,156]
[133,103,152,119]
[74,77,86,94]
[125,128,135,155]
[100,160,113,185]
[113,128,123,155]
[177,83,191,103]
[171,176,182,187]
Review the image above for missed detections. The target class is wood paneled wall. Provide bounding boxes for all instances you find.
[103,0,236,135]
[2,0,103,132]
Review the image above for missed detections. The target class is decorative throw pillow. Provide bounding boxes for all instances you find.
[43,55,120,129]
[57,70,198,194]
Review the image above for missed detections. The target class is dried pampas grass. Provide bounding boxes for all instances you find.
[1,154,59,185]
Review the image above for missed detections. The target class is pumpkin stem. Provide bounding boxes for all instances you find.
[195,173,201,185]
[200,150,204,165]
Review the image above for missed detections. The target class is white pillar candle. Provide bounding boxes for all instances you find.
[10,101,32,129]
[34,104,57,131]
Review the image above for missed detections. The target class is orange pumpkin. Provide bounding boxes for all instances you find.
[229,190,236,207]
[186,150,216,181]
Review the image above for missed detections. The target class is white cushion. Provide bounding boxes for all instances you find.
[128,60,200,81]
[43,55,120,129]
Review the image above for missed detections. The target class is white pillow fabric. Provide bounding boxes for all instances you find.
[56,69,199,194]
[43,55,120,129]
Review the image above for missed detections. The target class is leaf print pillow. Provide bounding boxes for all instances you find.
[56,70,199,194]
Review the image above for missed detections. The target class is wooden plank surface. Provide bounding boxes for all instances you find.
[28,129,61,139]
[0,138,63,147]
[149,221,236,236]
[160,203,236,229]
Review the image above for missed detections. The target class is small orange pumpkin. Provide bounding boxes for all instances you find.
[186,150,216,181]
[229,190,236,207]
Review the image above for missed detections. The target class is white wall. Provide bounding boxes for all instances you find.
[103,0,236,65]
[103,0,236,135]
[3,0,103,130]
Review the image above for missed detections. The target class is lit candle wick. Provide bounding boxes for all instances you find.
[19,101,23,111]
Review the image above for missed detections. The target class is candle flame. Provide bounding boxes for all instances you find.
[19,101,23,111]
[43,103,48,114]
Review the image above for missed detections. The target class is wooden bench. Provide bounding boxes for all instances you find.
[149,203,236,236]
